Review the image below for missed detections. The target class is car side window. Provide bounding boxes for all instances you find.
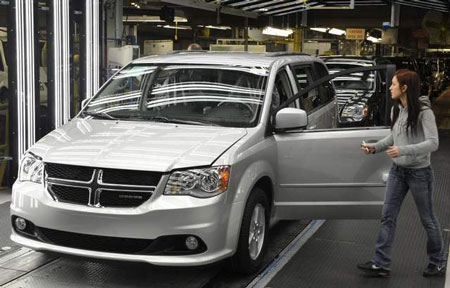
[272,69,296,111]
[314,63,334,105]
[292,66,319,113]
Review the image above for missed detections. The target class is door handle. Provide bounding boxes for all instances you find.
[308,125,317,130]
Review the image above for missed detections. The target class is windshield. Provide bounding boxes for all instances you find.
[83,64,268,127]
[326,63,376,91]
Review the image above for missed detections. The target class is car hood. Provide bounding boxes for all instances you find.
[29,119,247,172]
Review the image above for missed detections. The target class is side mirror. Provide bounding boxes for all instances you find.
[81,98,89,109]
[274,108,308,131]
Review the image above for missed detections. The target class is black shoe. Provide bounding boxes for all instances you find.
[423,263,446,277]
[357,261,390,277]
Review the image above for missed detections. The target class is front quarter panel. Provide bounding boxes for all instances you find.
[214,129,277,253]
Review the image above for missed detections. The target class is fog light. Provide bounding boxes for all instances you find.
[15,217,27,231]
[185,236,199,250]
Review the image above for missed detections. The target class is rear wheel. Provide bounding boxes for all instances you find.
[228,187,270,274]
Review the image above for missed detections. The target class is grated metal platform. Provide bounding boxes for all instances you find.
[268,131,450,288]
[0,202,14,250]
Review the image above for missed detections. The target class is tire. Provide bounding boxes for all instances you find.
[228,187,270,274]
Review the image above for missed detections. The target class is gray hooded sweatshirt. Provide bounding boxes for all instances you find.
[373,96,439,168]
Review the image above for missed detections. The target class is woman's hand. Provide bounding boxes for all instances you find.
[386,146,399,158]
[361,143,375,155]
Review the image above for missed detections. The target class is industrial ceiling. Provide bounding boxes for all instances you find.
[204,0,450,16]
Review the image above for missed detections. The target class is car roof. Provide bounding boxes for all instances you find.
[132,51,320,69]
[323,56,375,66]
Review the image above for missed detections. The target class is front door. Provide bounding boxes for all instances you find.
[273,63,395,220]
[274,127,391,219]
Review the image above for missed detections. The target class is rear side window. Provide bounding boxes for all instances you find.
[314,62,334,105]
[292,66,319,113]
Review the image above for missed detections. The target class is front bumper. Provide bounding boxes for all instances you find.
[10,180,244,266]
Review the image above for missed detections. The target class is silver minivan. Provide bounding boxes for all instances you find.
[11,52,392,274]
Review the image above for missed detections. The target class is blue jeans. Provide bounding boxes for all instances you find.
[372,164,446,269]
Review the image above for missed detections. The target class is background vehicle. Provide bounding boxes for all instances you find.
[323,56,385,127]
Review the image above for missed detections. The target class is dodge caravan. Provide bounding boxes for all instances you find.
[11,52,392,274]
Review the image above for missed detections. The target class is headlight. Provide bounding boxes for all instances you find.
[19,153,44,184]
[341,104,366,121]
[164,166,230,198]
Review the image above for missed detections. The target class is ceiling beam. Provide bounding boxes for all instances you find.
[160,0,259,18]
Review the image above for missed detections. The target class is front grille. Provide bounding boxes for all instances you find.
[45,163,161,208]
[46,163,94,182]
[99,190,152,208]
[38,227,153,254]
[101,168,161,186]
[50,185,90,205]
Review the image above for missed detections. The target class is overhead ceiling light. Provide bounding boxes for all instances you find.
[157,24,192,30]
[123,16,188,23]
[367,36,381,43]
[310,27,328,33]
[262,26,294,37]
[328,28,346,36]
[198,25,231,30]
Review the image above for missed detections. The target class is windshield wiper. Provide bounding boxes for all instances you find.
[81,111,118,120]
[135,115,220,126]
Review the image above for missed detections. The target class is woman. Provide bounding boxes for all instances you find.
[358,69,446,277]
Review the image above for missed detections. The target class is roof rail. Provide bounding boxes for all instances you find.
[167,50,209,54]
[265,52,310,57]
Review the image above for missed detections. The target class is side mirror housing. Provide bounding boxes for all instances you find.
[274,108,308,131]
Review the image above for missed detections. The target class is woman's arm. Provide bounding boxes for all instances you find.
[398,109,439,156]
[373,133,394,154]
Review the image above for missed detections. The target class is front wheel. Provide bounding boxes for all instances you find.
[228,187,270,274]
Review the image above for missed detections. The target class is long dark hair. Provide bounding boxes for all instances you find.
[391,69,425,134]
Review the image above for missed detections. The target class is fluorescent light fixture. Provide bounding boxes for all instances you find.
[123,16,188,23]
[52,0,71,127]
[16,0,26,159]
[157,25,192,30]
[198,25,231,30]
[93,0,100,94]
[63,0,70,124]
[328,28,346,36]
[86,0,100,101]
[426,48,450,52]
[15,0,37,159]
[310,27,328,33]
[262,26,294,37]
[367,36,381,43]
[25,0,36,148]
